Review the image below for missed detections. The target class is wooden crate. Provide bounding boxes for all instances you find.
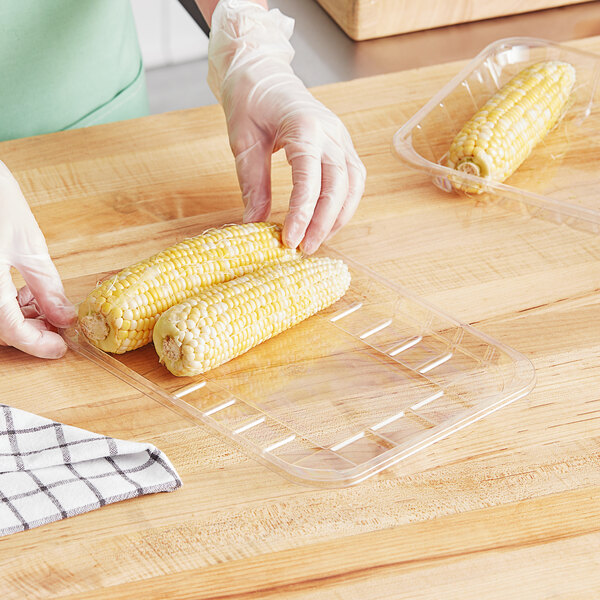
[315,0,594,41]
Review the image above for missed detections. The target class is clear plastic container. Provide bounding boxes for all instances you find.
[64,248,535,488]
[393,37,600,234]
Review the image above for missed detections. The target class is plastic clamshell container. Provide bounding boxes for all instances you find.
[393,37,600,234]
[64,248,535,488]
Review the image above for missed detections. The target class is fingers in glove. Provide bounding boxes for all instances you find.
[16,254,76,329]
[17,285,36,308]
[328,158,366,240]
[301,158,349,255]
[282,146,322,249]
[235,141,273,223]
[21,304,41,320]
[17,285,42,319]
[0,298,67,359]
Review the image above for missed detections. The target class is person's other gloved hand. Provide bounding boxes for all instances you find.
[0,160,76,358]
[208,0,366,255]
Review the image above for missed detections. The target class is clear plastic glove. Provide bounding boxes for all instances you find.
[0,160,76,358]
[208,0,366,254]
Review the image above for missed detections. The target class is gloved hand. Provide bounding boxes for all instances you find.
[0,160,76,358]
[208,0,366,254]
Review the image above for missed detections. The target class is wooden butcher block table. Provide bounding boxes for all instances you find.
[316,0,595,40]
[2,35,600,600]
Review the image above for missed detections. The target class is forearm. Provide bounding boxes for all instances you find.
[194,0,268,26]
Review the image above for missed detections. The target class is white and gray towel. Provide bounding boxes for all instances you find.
[0,403,181,536]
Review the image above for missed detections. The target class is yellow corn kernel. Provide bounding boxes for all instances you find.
[153,257,351,376]
[446,61,576,193]
[78,222,301,353]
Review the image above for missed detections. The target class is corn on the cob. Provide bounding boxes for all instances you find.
[153,257,351,377]
[446,61,575,193]
[78,222,300,353]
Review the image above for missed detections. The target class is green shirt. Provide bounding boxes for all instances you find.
[0,0,149,141]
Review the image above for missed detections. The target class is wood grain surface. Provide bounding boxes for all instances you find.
[1,36,600,600]
[316,0,595,40]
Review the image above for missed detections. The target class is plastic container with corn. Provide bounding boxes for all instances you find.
[445,60,576,193]
[78,222,351,376]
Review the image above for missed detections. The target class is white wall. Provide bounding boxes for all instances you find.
[130,0,209,69]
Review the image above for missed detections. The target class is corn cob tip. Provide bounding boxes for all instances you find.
[162,336,181,363]
[79,313,109,343]
[456,159,482,177]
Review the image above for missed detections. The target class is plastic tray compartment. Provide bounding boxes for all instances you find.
[64,250,535,488]
[393,37,600,234]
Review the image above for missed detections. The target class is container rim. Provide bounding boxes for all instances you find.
[392,36,600,225]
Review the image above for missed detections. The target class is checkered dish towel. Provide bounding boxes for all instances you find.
[0,404,182,536]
